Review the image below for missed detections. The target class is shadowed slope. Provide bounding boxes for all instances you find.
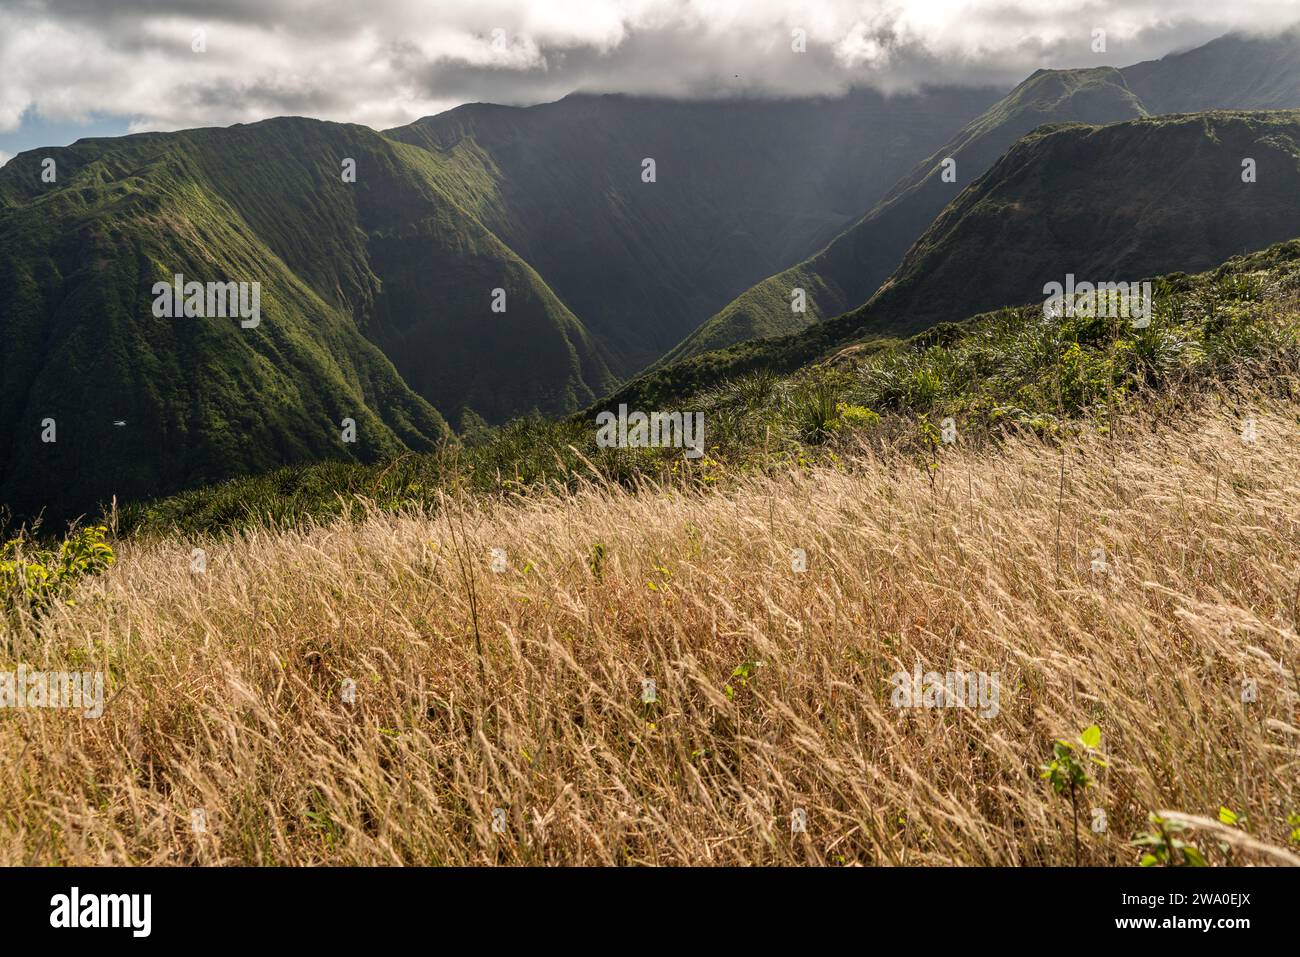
[670,29,1300,362]
[387,87,1002,372]
[611,112,1300,411]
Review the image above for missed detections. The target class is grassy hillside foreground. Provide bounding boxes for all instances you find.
[2,392,1299,864]
[5,241,1300,866]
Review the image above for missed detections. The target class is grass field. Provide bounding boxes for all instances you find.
[3,392,1298,865]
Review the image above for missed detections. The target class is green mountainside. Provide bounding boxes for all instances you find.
[609,111,1300,411]
[385,87,1001,373]
[7,30,1300,526]
[863,111,1300,334]
[666,29,1300,363]
[1,88,1008,522]
[1124,28,1300,112]
[0,117,614,520]
[118,236,1300,538]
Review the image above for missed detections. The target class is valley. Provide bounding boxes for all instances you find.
[3,13,1300,876]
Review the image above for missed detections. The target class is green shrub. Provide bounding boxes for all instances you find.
[833,402,881,430]
[1,525,116,617]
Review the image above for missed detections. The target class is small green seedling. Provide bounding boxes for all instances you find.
[1217,805,1248,829]
[1041,724,1107,865]
[1216,805,1250,863]
[724,659,764,700]
[1134,813,1206,867]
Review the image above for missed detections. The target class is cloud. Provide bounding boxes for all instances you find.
[0,150,10,168]
[1,0,1298,135]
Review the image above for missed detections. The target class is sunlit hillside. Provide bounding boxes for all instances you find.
[2,392,1298,865]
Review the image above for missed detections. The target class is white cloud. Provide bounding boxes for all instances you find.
[1,0,1298,134]
[0,150,11,168]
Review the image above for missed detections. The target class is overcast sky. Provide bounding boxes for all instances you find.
[2,0,1299,164]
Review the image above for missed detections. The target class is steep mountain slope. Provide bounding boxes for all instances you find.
[865,111,1300,333]
[1125,27,1300,112]
[149,118,617,424]
[0,117,614,520]
[605,110,1300,411]
[668,28,1300,363]
[386,87,1001,373]
[663,68,1147,363]
[119,236,1300,542]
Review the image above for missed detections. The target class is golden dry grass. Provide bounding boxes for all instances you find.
[2,400,1299,865]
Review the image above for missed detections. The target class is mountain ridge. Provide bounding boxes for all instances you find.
[0,116,616,520]
[601,109,1300,413]
[384,86,1002,373]
[7,29,1300,522]
[663,28,1300,364]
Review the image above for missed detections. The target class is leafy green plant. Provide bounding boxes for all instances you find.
[1217,805,1248,829]
[1040,724,1107,865]
[1215,805,1252,864]
[1,525,115,617]
[1134,813,1207,867]
[724,659,764,700]
[834,402,881,430]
